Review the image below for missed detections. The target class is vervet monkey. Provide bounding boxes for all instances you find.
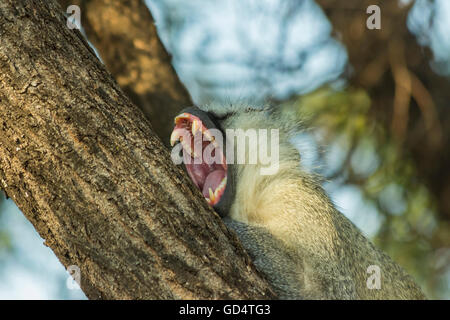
[170,104,426,299]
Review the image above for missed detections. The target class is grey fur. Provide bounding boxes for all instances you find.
[189,103,427,299]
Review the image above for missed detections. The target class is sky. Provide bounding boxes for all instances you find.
[0,196,86,299]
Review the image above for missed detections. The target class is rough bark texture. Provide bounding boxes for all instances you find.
[58,0,192,143]
[0,0,275,299]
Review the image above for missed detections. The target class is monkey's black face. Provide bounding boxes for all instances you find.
[170,107,233,216]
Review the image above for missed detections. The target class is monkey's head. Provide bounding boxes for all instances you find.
[170,106,235,217]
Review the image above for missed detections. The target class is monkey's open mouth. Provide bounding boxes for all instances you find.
[170,112,227,206]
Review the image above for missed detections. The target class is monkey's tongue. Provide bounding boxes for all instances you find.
[202,170,226,198]
[185,159,210,189]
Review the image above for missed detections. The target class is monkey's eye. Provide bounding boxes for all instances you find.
[170,112,227,206]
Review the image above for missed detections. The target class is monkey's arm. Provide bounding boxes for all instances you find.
[223,218,306,299]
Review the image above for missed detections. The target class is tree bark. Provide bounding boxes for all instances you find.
[0,0,275,299]
[58,0,192,143]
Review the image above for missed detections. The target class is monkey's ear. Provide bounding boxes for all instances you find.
[173,106,235,218]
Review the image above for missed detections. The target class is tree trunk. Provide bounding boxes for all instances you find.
[0,0,275,299]
[58,0,192,143]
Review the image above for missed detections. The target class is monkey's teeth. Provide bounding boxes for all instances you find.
[205,178,227,205]
[217,177,227,191]
[170,129,184,146]
[174,113,191,124]
[213,186,220,200]
[204,131,221,149]
[208,188,215,203]
[191,119,201,135]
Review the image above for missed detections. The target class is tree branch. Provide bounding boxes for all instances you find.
[58,0,192,143]
[0,0,275,299]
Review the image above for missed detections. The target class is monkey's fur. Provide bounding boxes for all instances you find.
[198,103,426,300]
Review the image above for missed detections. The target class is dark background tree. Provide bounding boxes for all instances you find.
[57,0,192,142]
